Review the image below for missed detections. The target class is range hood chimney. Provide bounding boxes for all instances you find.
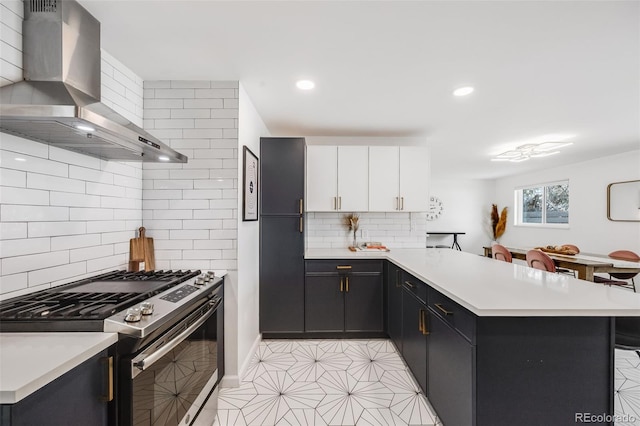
[0,0,187,163]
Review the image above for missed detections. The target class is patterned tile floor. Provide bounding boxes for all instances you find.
[194,340,640,426]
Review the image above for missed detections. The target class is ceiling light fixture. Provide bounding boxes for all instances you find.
[296,80,315,90]
[491,141,574,163]
[453,86,474,97]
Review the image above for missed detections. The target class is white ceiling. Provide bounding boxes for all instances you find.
[79,0,640,179]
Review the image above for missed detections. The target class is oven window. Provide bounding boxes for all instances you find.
[132,315,218,426]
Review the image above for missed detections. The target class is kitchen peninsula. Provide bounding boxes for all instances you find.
[305,248,640,426]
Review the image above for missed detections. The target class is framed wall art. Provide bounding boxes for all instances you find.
[243,146,259,221]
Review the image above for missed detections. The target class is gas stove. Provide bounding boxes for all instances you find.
[0,269,220,335]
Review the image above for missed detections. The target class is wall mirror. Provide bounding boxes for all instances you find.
[607,179,640,222]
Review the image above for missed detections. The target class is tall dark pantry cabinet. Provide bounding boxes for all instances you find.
[259,137,306,335]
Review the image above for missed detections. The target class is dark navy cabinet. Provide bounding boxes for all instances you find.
[386,262,403,352]
[0,349,112,426]
[259,137,305,335]
[305,260,383,335]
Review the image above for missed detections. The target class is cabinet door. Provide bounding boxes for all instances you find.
[401,289,428,393]
[427,311,474,426]
[387,263,403,351]
[260,137,305,215]
[337,146,368,211]
[305,274,345,332]
[399,146,429,212]
[369,146,400,211]
[306,145,338,211]
[260,216,305,333]
[344,272,383,332]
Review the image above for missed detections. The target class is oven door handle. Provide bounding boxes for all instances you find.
[131,299,219,378]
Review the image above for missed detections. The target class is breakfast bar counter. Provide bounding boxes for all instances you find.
[305,248,640,316]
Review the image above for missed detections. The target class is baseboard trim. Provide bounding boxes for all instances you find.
[238,333,262,382]
[220,375,239,388]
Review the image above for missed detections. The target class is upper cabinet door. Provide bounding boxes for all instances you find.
[399,147,429,212]
[261,137,305,215]
[369,146,400,211]
[337,146,368,212]
[306,146,338,212]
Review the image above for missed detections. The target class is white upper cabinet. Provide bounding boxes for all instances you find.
[306,146,338,211]
[308,145,428,212]
[399,146,429,211]
[306,145,369,211]
[369,146,429,212]
[369,146,400,211]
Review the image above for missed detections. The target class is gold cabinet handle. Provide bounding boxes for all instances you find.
[299,198,303,214]
[299,216,304,233]
[336,265,352,270]
[421,310,430,335]
[419,309,424,332]
[404,280,416,289]
[345,276,349,292]
[101,356,114,402]
[333,197,337,210]
[340,278,344,292]
[401,197,404,210]
[435,303,453,316]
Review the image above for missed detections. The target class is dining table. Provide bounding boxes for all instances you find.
[483,246,640,282]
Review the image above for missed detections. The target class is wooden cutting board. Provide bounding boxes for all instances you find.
[129,227,155,271]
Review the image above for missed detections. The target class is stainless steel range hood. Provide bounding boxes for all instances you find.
[0,0,187,163]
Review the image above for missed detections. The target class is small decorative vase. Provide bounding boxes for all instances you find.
[352,231,357,248]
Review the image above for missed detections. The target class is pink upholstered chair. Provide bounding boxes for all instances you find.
[491,244,512,263]
[526,249,556,273]
[594,250,639,292]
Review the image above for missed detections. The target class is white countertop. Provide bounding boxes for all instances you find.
[305,248,640,317]
[0,332,118,404]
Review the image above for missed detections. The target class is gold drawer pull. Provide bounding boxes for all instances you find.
[336,265,352,270]
[101,356,114,402]
[345,276,349,292]
[418,309,424,332]
[435,303,453,316]
[340,278,344,292]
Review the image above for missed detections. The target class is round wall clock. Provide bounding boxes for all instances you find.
[427,196,444,221]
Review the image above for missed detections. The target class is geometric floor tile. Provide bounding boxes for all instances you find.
[206,341,640,426]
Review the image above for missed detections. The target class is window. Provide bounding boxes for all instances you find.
[515,181,569,225]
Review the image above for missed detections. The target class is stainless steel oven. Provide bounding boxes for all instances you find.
[119,283,224,426]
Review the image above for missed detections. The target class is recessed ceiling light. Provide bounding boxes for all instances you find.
[76,124,95,132]
[453,86,474,97]
[296,80,315,90]
[158,155,170,161]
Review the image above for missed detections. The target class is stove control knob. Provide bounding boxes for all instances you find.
[140,302,154,315]
[124,307,142,323]
[206,271,215,279]
[195,277,206,286]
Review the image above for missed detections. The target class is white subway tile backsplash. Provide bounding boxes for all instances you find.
[51,234,102,251]
[169,199,209,210]
[0,133,48,157]
[68,245,114,262]
[154,118,195,129]
[183,189,222,200]
[183,129,223,139]
[143,189,183,200]
[169,230,210,240]
[101,161,142,179]
[0,150,68,177]
[0,272,28,295]
[193,149,235,159]
[101,231,134,245]
[168,169,210,180]
[195,88,235,98]
[183,220,222,230]
[0,237,50,257]
[69,208,115,221]
[28,221,86,237]
[143,219,183,230]
[28,262,87,287]
[2,250,69,275]
[101,197,142,210]
[194,118,235,129]
[154,239,193,250]
[0,186,49,205]
[145,99,184,109]
[156,250,183,260]
[193,240,233,250]
[69,165,114,184]
[171,80,211,89]
[153,209,193,220]
[144,81,171,89]
[86,182,127,198]
[183,99,224,109]
[50,192,101,208]
[143,200,169,210]
[155,88,195,99]
[114,174,143,189]
[193,209,233,219]
[183,250,221,260]
[0,222,26,240]
[27,173,85,193]
[171,109,211,119]
[2,205,68,222]
[0,167,25,187]
[86,254,127,272]
[86,220,128,233]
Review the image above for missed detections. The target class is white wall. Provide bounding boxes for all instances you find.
[494,150,640,254]
[427,178,496,254]
[235,84,269,384]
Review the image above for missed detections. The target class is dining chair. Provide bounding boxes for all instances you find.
[526,249,556,272]
[556,244,580,277]
[615,317,640,361]
[491,244,512,263]
[594,250,639,292]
